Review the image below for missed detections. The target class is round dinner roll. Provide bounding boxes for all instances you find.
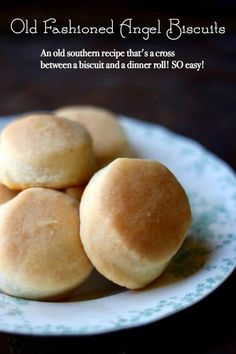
[0,183,18,205]
[80,158,191,289]
[54,105,132,166]
[65,185,86,203]
[0,114,96,190]
[0,188,93,300]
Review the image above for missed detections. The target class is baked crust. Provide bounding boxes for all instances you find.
[55,105,132,166]
[0,188,92,300]
[80,158,191,289]
[0,114,96,189]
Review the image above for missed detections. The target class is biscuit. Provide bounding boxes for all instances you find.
[54,105,132,166]
[80,158,191,289]
[0,114,96,190]
[0,183,18,205]
[0,188,92,300]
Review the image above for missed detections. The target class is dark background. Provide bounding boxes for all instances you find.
[0,1,235,353]
[0,1,235,169]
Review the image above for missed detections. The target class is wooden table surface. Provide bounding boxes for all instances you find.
[0,3,235,353]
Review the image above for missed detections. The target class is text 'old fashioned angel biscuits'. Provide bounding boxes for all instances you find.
[0,188,92,300]
[54,105,132,166]
[0,114,96,190]
[80,158,191,289]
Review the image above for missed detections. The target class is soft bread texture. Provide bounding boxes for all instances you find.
[54,105,132,166]
[80,158,191,289]
[0,188,92,300]
[0,183,18,205]
[0,114,96,190]
[65,185,86,203]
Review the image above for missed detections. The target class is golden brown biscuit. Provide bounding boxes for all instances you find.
[65,185,86,203]
[54,105,132,166]
[0,188,92,300]
[0,183,18,205]
[80,158,191,289]
[0,114,96,190]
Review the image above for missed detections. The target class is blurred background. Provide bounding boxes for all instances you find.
[0,2,235,353]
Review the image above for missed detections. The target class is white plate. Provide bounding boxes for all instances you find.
[0,115,235,335]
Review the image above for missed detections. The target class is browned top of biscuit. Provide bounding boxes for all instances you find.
[91,158,191,260]
[55,106,129,163]
[1,114,92,162]
[0,188,92,296]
